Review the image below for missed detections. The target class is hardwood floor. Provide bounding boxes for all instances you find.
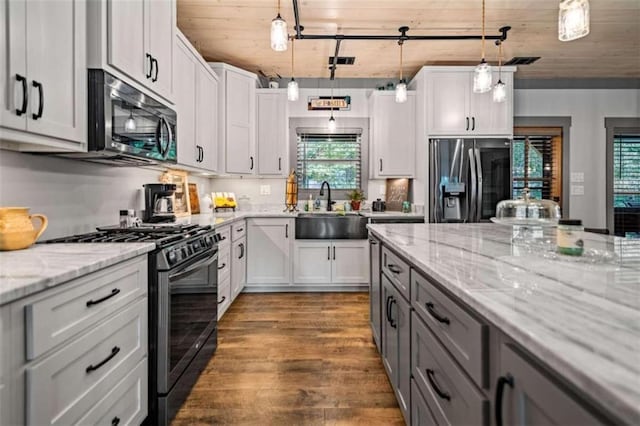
[172,293,403,425]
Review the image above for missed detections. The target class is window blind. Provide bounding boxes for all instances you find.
[296,133,362,190]
[613,134,640,208]
[512,135,561,203]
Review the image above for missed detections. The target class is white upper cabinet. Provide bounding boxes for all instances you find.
[90,0,175,103]
[420,66,515,137]
[256,90,288,177]
[209,63,258,175]
[0,0,86,150]
[174,32,218,173]
[369,91,416,178]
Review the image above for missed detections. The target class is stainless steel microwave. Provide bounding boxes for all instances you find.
[59,70,177,166]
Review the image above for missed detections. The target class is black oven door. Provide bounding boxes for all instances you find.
[156,249,218,394]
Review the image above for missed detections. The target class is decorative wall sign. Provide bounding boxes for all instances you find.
[385,178,410,211]
[307,96,351,111]
[188,183,200,214]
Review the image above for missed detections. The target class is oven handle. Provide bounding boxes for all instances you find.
[169,251,218,281]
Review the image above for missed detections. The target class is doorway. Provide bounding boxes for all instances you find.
[606,118,640,237]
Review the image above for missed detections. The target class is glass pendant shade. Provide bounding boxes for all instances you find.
[493,80,506,103]
[395,81,407,103]
[328,115,336,132]
[473,60,493,93]
[287,79,299,101]
[270,14,288,51]
[124,112,136,131]
[559,0,590,41]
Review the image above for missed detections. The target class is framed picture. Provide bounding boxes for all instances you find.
[188,183,200,214]
[160,170,191,217]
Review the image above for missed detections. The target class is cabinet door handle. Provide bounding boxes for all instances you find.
[472,116,476,131]
[328,246,331,260]
[333,246,336,260]
[239,243,244,259]
[379,158,383,172]
[278,157,282,171]
[111,417,120,426]
[86,346,120,373]
[385,295,392,323]
[495,374,515,426]
[217,262,226,270]
[250,156,254,170]
[466,116,469,131]
[426,369,451,401]
[389,298,397,328]
[146,53,153,79]
[425,302,450,325]
[387,264,402,274]
[86,288,121,307]
[152,57,159,82]
[15,74,27,116]
[285,223,288,238]
[31,81,43,120]
[218,295,226,304]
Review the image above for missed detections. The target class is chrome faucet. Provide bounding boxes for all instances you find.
[319,181,333,211]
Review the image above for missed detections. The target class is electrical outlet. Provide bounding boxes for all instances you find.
[570,185,584,196]
[260,185,271,195]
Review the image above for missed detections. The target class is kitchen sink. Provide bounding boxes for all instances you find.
[296,213,368,239]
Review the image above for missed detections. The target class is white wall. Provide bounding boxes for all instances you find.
[514,89,640,228]
[0,150,211,239]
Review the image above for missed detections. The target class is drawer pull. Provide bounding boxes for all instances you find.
[387,264,402,274]
[236,227,244,232]
[86,346,120,373]
[111,417,120,426]
[426,369,451,401]
[218,296,226,304]
[495,374,515,426]
[426,302,450,325]
[218,262,227,270]
[86,288,121,307]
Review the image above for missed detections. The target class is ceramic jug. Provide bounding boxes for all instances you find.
[0,207,48,251]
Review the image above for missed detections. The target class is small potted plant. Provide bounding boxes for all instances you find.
[347,189,366,211]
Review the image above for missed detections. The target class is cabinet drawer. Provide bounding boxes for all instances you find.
[382,246,410,299]
[218,276,231,320]
[25,257,147,360]
[26,299,147,426]
[411,378,438,426]
[412,269,487,387]
[411,312,488,426]
[217,246,231,282]
[76,357,147,425]
[216,226,231,248]
[231,221,246,241]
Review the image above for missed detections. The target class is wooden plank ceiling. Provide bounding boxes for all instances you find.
[178,0,640,79]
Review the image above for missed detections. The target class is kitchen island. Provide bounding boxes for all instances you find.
[367,223,640,425]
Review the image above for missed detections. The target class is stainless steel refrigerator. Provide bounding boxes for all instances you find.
[429,138,512,223]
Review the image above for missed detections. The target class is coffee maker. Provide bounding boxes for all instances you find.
[143,184,177,223]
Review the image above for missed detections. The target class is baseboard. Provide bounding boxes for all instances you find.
[242,284,369,293]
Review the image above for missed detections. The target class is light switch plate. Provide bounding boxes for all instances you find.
[570,172,584,183]
[260,185,271,195]
[571,185,584,196]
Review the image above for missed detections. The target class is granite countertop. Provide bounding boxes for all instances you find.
[179,210,425,228]
[0,243,155,306]
[367,223,640,424]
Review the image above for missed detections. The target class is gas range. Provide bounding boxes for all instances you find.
[45,223,219,270]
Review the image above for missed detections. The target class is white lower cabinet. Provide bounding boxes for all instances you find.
[1,255,148,426]
[293,240,368,285]
[217,275,231,320]
[231,237,246,300]
[246,218,293,286]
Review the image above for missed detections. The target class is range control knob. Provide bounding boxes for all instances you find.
[167,250,178,265]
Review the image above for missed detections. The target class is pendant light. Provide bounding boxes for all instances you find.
[558,0,590,41]
[124,108,136,131]
[473,0,492,93]
[493,41,506,103]
[270,0,288,51]
[395,40,407,103]
[328,80,336,132]
[287,36,299,101]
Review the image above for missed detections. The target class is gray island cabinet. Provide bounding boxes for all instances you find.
[368,223,640,426]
